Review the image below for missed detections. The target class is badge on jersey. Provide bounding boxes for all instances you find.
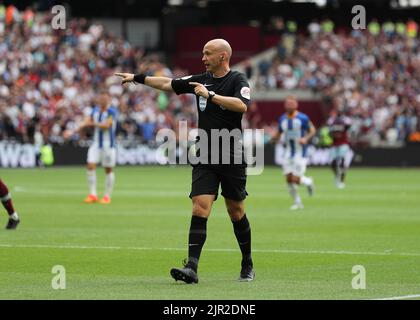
[199,96,207,111]
[240,87,251,100]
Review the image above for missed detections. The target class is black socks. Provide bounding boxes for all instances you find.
[232,214,253,267]
[187,216,208,271]
[186,214,253,271]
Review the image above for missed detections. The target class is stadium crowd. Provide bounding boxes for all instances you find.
[0,6,198,147]
[1,5,420,147]
[254,17,420,146]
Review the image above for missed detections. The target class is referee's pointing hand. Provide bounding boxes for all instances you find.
[189,82,209,99]
[115,72,134,84]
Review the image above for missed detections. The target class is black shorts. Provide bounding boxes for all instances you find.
[189,165,248,201]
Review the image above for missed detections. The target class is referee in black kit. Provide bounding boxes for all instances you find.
[115,39,254,284]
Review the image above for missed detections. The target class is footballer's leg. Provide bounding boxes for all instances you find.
[336,157,346,189]
[335,157,343,188]
[85,145,99,203]
[338,145,350,189]
[100,167,114,204]
[331,159,338,183]
[284,160,302,209]
[332,146,347,189]
[296,159,314,196]
[0,179,20,230]
[85,163,98,203]
[100,148,116,204]
[341,156,347,183]
[170,194,215,284]
[331,147,340,186]
[331,147,344,188]
[287,174,303,210]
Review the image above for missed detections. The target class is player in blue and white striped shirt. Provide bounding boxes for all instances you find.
[80,91,118,204]
[271,96,316,210]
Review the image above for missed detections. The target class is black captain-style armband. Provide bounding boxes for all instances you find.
[133,74,146,84]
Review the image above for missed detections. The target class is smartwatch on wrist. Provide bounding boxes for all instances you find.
[208,91,216,102]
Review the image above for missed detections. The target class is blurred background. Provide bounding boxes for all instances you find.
[1,0,420,167]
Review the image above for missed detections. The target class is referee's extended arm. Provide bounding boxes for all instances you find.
[115,73,173,92]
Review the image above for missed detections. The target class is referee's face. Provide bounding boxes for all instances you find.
[202,43,222,74]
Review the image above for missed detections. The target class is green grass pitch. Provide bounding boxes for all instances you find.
[0,166,419,300]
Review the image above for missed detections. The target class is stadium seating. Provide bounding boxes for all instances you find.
[0,6,419,148]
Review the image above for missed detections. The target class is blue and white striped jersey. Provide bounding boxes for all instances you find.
[91,106,118,149]
[278,112,311,159]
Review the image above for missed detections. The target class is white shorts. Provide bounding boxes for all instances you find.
[282,157,307,177]
[330,144,350,161]
[87,146,117,168]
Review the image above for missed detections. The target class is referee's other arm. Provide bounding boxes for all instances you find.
[189,81,247,113]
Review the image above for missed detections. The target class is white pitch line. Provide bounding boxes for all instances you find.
[13,187,186,197]
[2,243,419,300]
[372,294,420,300]
[14,187,419,199]
[1,243,420,257]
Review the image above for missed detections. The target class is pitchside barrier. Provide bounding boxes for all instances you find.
[0,142,419,168]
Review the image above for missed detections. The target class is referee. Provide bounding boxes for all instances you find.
[116,39,254,283]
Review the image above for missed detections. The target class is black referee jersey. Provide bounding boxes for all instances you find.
[171,70,251,167]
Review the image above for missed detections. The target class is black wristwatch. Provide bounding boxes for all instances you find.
[208,91,216,102]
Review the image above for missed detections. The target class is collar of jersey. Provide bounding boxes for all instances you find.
[287,111,299,119]
[209,70,231,79]
[98,105,112,111]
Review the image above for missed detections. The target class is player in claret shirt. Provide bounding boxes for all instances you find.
[327,108,352,189]
[0,178,20,230]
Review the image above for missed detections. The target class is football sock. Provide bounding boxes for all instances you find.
[232,214,253,267]
[9,212,19,221]
[300,176,312,186]
[331,160,338,175]
[187,216,208,272]
[0,179,16,216]
[288,183,302,204]
[87,170,97,196]
[339,158,346,182]
[104,172,115,198]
